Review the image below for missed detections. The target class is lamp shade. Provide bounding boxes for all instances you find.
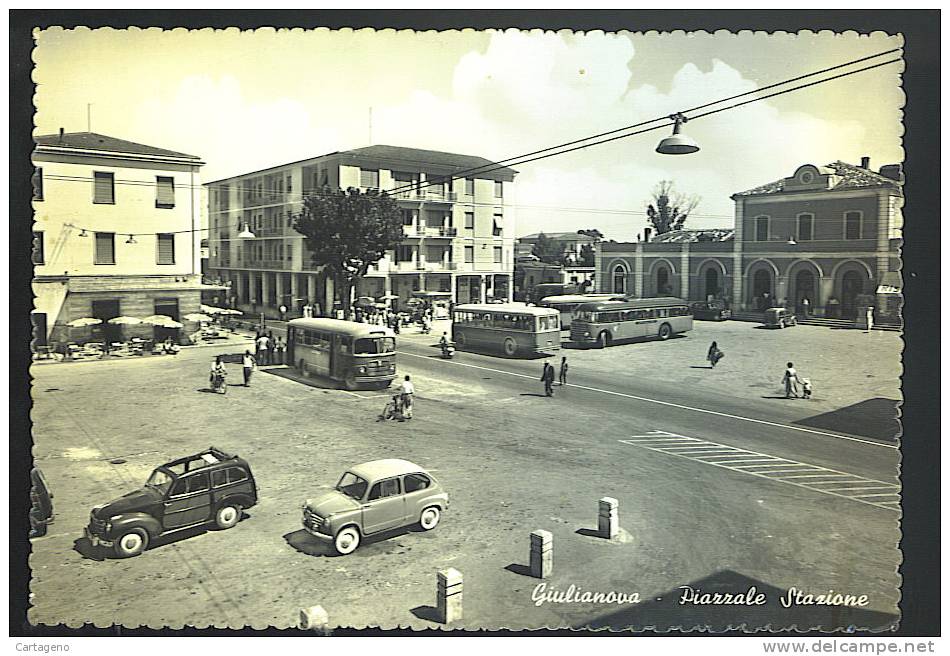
[656,116,700,155]
[237,223,256,239]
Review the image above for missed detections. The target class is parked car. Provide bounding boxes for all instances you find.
[29,468,54,538]
[84,447,257,558]
[302,459,448,555]
[689,300,732,321]
[764,307,798,329]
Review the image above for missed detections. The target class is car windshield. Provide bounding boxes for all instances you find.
[354,337,395,355]
[146,469,174,494]
[336,472,369,500]
[573,310,594,323]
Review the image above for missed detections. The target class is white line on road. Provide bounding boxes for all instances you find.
[398,351,897,449]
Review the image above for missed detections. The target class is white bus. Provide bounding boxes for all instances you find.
[451,304,561,357]
[538,293,627,330]
[570,297,693,348]
[287,318,397,390]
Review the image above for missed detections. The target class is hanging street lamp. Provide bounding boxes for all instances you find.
[656,112,700,155]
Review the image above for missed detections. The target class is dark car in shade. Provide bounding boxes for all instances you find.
[689,300,732,321]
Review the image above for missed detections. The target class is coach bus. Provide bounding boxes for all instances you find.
[538,293,627,330]
[526,282,579,304]
[569,297,693,348]
[286,318,397,390]
[451,304,561,357]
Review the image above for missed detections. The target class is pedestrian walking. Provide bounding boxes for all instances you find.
[266,331,276,365]
[242,350,256,386]
[541,361,555,397]
[558,356,569,386]
[707,341,724,367]
[801,297,810,318]
[303,303,312,318]
[255,332,269,365]
[866,306,874,333]
[279,304,287,321]
[274,335,286,365]
[393,314,401,335]
[400,375,415,420]
[782,361,802,399]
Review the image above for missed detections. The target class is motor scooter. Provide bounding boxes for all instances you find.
[211,372,228,394]
[440,342,456,359]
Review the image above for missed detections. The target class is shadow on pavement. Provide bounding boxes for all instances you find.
[793,397,901,441]
[574,528,601,538]
[582,569,898,631]
[262,366,340,390]
[519,393,551,398]
[73,537,106,561]
[284,525,423,559]
[503,563,533,578]
[410,605,442,623]
[689,365,714,369]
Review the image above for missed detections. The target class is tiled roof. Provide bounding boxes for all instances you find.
[733,161,901,197]
[651,229,735,243]
[519,232,597,241]
[340,145,517,178]
[34,132,201,160]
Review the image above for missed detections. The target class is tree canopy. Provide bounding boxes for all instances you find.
[294,186,402,311]
[646,181,700,235]
[577,228,604,240]
[579,243,595,267]
[531,232,566,265]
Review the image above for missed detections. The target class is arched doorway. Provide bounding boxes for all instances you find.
[612,265,627,295]
[751,268,773,310]
[656,267,671,296]
[704,267,720,300]
[841,270,864,320]
[793,269,817,315]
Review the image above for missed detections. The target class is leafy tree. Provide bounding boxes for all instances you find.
[579,243,595,266]
[577,228,604,240]
[531,232,565,265]
[294,186,402,313]
[646,181,700,235]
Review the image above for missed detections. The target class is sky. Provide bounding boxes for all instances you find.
[33,27,904,240]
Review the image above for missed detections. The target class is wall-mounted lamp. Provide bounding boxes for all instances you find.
[786,236,797,245]
[125,235,137,244]
[78,229,88,237]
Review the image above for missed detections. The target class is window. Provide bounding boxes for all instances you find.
[493,214,503,236]
[336,472,368,500]
[286,244,293,261]
[286,175,292,192]
[494,180,503,198]
[465,178,474,196]
[212,467,248,487]
[360,169,379,189]
[95,232,116,265]
[171,472,210,496]
[93,171,115,204]
[368,477,401,500]
[156,234,175,265]
[797,213,814,241]
[612,265,627,294]
[396,245,413,263]
[494,246,503,263]
[464,246,474,263]
[156,176,175,208]
[404,473,430,493]
[464,212,475,229]
[844,211,862,239]
[754,216,770,242]
[32,231,44,265]
[401,209,415,226]
[33,168,43,201]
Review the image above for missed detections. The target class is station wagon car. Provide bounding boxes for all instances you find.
[84,447,258,558]
[302,459,448,555]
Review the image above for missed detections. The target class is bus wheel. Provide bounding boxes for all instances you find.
[658,323,673,340]
[298,360,308,377]
[503,337,518,357]
[455,334,466,348]
[598,331,612,348]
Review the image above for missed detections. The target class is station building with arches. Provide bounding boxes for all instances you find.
[595,159,903,323]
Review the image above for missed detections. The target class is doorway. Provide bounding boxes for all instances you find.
[704,267,720,300]
[153,298,181,343]
[751,268,773,310]
[794,269,817,314]
[841,271,864,320]
[91,299,122,344]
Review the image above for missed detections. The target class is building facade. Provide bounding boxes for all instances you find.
[596,160,903,322]
[206,145,517,316]
[32,131,206,345]
[516,231,598,263]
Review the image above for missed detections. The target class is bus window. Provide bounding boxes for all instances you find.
[537,315,558,331]
[355,337,395,354]
[657,308,669,318]
[315,332,331,352]
[338,337,352,355]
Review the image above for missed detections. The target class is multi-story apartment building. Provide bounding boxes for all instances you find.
[596,158,903,322]
[32,130,206,346]
[206,145,518,315]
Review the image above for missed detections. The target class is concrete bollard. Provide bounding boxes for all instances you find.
[529,530,553,579]
[299,605,330,632]
[598,497,620,539]
[437,568,463,624]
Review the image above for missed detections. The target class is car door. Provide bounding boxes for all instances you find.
[361,476,406,534]
[163,471,213,529]
[402,473,434,523]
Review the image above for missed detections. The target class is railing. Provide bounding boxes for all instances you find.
[391,190,457,203]
[256,259,290,270]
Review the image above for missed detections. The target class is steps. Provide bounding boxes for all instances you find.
[728,312,901,332]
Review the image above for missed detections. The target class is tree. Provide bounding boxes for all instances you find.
[531,232,565,265]
[577,228,604,240]
[645,181,700,235]
[294,186,403,314]
[579,243,595,267]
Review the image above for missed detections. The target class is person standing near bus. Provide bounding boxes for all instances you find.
[242,350,256,387]
[255,332,268,365]
[400,375,415,420]
[541,361,555,397]
[558,357,569,386]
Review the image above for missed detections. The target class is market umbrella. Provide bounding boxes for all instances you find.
[378,294,399,301]
[200,304,227,315]
[183,313,213,323]
[142,315,176,326]
[67,317,102,327]
[108,316,142,325]
[159,319,184,329]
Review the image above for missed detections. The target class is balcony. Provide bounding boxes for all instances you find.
[256,259,291,270]
[392,189,457,203]
[402,226,458,238]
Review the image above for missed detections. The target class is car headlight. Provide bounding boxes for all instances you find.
[584,331,590,337]
[358,366,366,374]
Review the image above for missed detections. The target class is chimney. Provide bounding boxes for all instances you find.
[644,227,652,243]
[878,164,903,182]
[860,156,870,169]
[58,127,64,143]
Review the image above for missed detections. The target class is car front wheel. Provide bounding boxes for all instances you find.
[334,526,361,555]
[114,528,149,558]
[215,503,242,530]
[419,506,441,531]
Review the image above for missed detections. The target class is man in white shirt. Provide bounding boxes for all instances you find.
[400,375,415,420]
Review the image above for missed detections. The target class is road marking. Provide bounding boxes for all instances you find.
[618,431,900,512]
[399,351,898,449]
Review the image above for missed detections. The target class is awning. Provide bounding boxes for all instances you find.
[876,271,902,295]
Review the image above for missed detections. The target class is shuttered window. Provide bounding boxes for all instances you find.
[464,246,474,263]
[464,212,475,229]
[93,172,115,204]
[494,246,503,263]
[493,214,503,236]
[360,169,379,189]
[157,233,175,264]
[494,180,503,198]
[33,168,43,201]
[95,232,115,264]
[156,176,175,208]
[32,231,44,264]
[465,178,474,196]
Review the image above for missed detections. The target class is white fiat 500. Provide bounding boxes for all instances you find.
[302,459,448,555]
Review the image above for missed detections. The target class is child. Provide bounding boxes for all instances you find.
[801,378,813,399]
